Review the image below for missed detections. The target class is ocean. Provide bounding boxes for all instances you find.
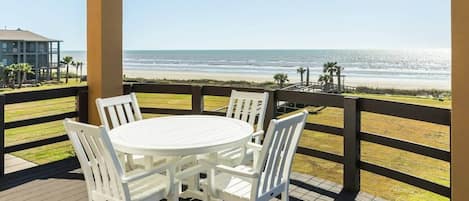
[63,49,451,89]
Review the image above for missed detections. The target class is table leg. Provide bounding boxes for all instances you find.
[167,163,180,201]
[144,155,153,169]
[207,152,218,198]
[168,185,181,201]
[187,156,199,191]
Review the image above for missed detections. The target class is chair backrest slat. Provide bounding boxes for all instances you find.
[115,104,128,126]
[123,103,135,122]
[253,111,307,198]
[96,93,143,131]
[271,124,295,187]
[64,119,128,201]
[129,92,143,121]
[234,98,244,120]
[276,123,298,185]
[240,99,251,122]
[247,100,259,126]
[261,123,286,192]
[226,90,269,132]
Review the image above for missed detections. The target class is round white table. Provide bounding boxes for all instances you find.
[109,115,254,200]
[109,115,254,156]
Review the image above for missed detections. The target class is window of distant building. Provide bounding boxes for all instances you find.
[39,44,45,52]
[29,43,34,52]
[2,42,6,52]
[12,42,17,53]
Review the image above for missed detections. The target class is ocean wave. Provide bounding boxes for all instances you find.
[65,49,452,81]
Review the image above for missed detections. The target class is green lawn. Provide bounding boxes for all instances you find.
[4,83,450,201]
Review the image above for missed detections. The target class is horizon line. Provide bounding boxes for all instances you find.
[62,47,451,51]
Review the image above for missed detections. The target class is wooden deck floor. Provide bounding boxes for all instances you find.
[5,154,37,174]
[0,158,385,201]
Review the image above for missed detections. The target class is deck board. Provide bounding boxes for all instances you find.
[0,158,385,201]
[5,154,36,174]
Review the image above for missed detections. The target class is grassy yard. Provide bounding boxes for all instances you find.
[3,83,450,201]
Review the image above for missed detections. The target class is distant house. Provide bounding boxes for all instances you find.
[0,28,61,81]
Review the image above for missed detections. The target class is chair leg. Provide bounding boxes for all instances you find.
[281,190,289,201]
[203,189,210,201]
[168,191,179,201]
[126,154,137,170]
[117,153,127,170]
[144,156,154,169]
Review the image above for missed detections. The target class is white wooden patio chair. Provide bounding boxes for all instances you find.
[96,93,164,169]
[217,90,269,166]
[202,110,308,201]
[64,119,178,201]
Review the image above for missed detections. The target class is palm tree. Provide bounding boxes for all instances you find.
[72,61,83,82]
[0,64,3,83]
[273,73,289,88]
[323,62,342,91]
[306,67,310,86]
[62,56,74,84]
[4,64,15,88]
[15,63,32,88]
[0,64,6,87]
[323,62,338,84]
[12,64,21,86]
[296,67,306,85]
[318,74,333,90]
[77,61,84,82]
[336,65,343,92]
[318,74,332,86]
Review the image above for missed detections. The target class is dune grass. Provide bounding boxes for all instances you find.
[3,83,450,201]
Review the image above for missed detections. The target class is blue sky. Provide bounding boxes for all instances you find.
[0,0,450,50]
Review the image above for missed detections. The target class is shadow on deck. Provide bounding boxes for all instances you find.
[0,158,385,201]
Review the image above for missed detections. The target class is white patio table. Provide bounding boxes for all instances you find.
[109,115,254,200]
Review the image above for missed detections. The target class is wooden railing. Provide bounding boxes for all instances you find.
[0,84,451,199]
[0,86,88,177]
[276,90,451,197]
[127,83,451,198]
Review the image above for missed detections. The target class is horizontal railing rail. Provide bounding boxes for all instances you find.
[0,86,88,177]
[127,83,451,198]
[360,98,451,126]
[360,132,450,162]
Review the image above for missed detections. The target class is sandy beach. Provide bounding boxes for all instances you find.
[123,69,451,90]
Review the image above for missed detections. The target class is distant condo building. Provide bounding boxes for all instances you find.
[0,28,61,81]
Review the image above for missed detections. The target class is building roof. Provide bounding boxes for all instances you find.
[0,29,60,42]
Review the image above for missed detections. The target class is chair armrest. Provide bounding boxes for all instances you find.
[246,142,262,152]
[252,130,264,138]
[173,155,197,167]
[199,158,217,168]
[121,161,174,183]
[175,164,206,180]
[215,164,259,178]
[199,159,258,178]
[252,130,264,144]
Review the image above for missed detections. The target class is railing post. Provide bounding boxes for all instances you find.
[191,85,204,114]
[343,96,361,192]
[0,95,5,178]
[77,89,89,123]
[264,90,277,131]
[123,84,132,95]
